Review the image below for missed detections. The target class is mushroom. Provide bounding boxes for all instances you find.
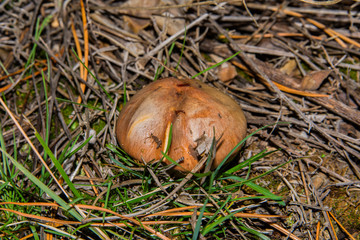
[116,77,247,172]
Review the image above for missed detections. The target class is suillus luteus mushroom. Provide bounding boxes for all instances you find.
[116,77,247,172]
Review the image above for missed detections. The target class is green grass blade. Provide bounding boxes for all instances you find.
[238,223,271,240]
[34,131,82,199]
[154,41,176,81]
[0,147,83,221]
[106,229,128,240]
[0,126,8,178]
[175,26,187,71]
[123,80,127,105]
[157,123,173,169]
[25,15,52,69]
[206,195,231,225]
[114,183,176,207]
[0,60,13,83]
[192,50,241,79]
[30,225,40,240]
[58,137,77,164]
[222,175,282,201]
[103,181,112,222]
[214,123,288,178]
[41,70,50,161]
[192,198,208,240]
[56,97,107,112]
[224,149,278,175]
[65,136,93,160]
[71,48,113,102]
[202,208,242,236]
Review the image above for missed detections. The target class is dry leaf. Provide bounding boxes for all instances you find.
[251,58,302,89]
[300,69,332,90]
[118,0,160,17]
[218,62,237,82]
[119,0,187,34]
[210,54,237,82]
[311,173,327,189]
[125,42,145,56]
[338,121,360,138]
[280,59,299,76]
[153,13,186,36]
[123,15,151,34]
[51,17,60,28]
[119,0,160,33]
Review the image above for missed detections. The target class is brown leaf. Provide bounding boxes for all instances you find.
[123,16,151,34]
[119,0,187,34]
[300,70,332,91]
[218,63,237,82]
[210,54,237,82]
[118,0,161,17]
[280,59,299,76]
[251,58,302,89]
[119,0,160,33]
[153,14,186,36]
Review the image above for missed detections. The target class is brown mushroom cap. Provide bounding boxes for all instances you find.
[116,77,247,172]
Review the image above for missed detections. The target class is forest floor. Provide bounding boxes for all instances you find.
[0,0,359,239]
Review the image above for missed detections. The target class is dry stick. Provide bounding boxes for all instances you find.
[316,221,321,240]
[220,32,323,40]
[71,19,83,82]
[138,13,209,68]
[211,17,359,172]
[210,18,347,239]
[95,0,238,12]
[343,151,360,180]
[0,206,187,228]
[78,0,89,104]
[326,211,338,240]
[231,61,329,98]
[210,18,314,127]
[33,39,112,109]
[145,166,170,196]
[247,3,360,48]
[1,64,38,94]
[91,180,143,207]
[311,175,338,240]
[0,97,71,199]
[259,217,301,240]
[328,212,356,240]
[303,158,350,183]
[82,165,99,196]
[76,205,171,240]
[299,161,311,206]
[124,155,208,218]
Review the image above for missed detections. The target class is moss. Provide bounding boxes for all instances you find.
[61,104,78,131]
[236,69,253,82]
[92,118,106,134]
[339,65,359,82]
[326,189,360,233]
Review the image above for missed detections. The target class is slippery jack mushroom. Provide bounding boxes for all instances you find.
[116,77,247,172]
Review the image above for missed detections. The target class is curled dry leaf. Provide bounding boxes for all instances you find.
[217,62,237,82]
[210,54,237,82]
[116,78,247,172]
